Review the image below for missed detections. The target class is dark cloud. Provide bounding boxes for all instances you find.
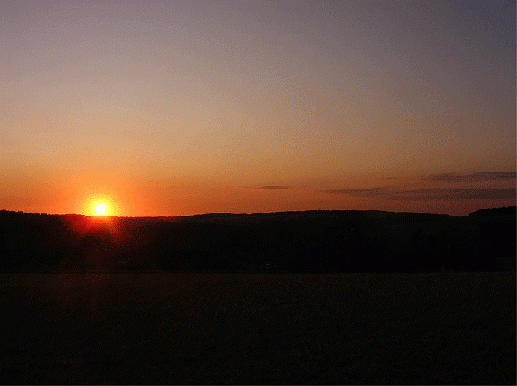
[391,188,516,201]
[324,188,383,197]
[424,172,516,183]
[255,186,290,190]
[323,187,516,201]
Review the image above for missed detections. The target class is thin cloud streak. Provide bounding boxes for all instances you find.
[323,187,515,201]
[254,186,291,190]
[324,188,383,196]
[424,172,516,183]
[393,188,516,201]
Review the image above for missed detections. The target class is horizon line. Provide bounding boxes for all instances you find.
[2,206,516,218]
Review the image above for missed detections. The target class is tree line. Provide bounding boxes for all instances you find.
[0,207,515,273]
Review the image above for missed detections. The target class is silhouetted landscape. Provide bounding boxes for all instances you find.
[1,207,515,274]
[1,208,515,384]
[3,0,515,383]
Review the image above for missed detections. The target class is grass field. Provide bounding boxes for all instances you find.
[1,272,515,384]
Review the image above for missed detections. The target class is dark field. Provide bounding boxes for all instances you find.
[1,272,515,384]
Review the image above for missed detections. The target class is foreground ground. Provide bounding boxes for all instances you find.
[1,272,515,384]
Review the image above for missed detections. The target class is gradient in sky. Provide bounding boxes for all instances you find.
[1,0,515,216]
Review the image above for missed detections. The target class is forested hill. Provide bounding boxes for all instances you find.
[1,207,515,273]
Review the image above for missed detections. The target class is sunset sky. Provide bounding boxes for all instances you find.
[1,0,515,216]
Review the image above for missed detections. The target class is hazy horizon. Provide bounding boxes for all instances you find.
[2,1,515,216]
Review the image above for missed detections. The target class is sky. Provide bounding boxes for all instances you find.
[1,0,515,216]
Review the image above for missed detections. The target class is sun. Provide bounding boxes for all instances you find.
[95,203,106,216]
[81,193,121,217]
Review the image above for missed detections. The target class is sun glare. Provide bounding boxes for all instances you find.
[81,193,120,217]
[95,203,106,216]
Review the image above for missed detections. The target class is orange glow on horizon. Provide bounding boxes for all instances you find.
[81,193,120,217]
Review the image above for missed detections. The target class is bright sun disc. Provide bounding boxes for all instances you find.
[95,203,106,216]
[81,193,121,217]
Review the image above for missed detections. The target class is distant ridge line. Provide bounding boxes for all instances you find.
[2,206,516,219]
[468,206,516,217]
